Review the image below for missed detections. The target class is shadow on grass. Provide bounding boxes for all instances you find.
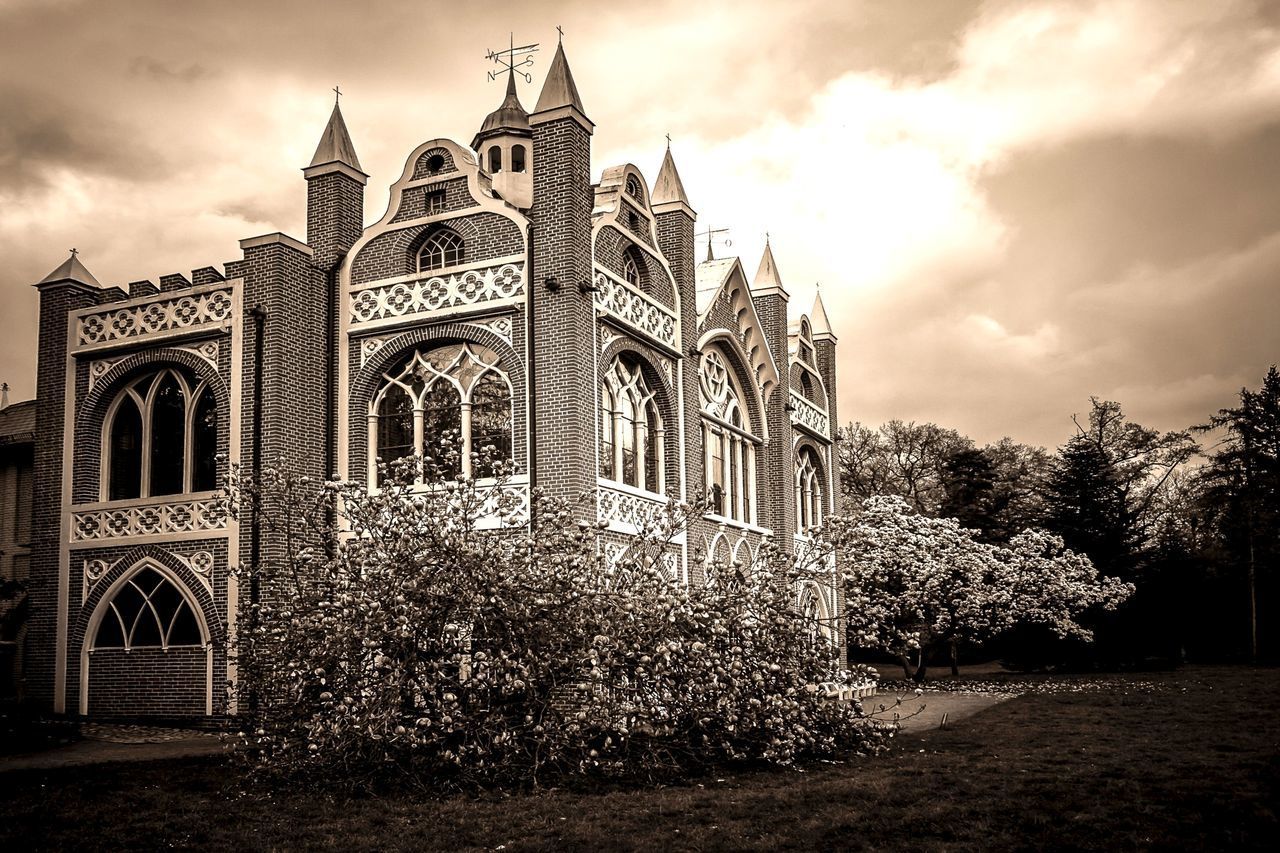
[1,666,1277,851]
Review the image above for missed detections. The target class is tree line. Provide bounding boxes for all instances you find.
[837,366,1280,667]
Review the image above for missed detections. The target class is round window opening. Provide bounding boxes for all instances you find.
[426,154,446,173]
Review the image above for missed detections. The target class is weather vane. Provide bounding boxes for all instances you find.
[485,33,539,84]
[697,226,731,261]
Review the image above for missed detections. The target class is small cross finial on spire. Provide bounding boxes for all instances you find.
[556,24,564,43]
[333,84,342,105]
[69,247,78,256]
[665,132,672,150]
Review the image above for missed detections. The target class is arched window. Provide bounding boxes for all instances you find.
[700,349,758,523]
[488,146,503,173]
[510,144,527,173]
[625,175,642,199]
[369,343,513,485]
[795,446,824,531]
[93,567,203,651]
[416,229,465,272]
[103,369,220,501]
[622,247,643,289]
[799,585,825,646]
[599,355,664,493]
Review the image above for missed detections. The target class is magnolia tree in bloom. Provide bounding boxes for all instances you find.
[226,458,890,792]
[829,496,1134,680]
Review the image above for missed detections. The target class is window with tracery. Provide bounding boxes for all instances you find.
[370,343,512,484]
[104,368,219,501]
[799,585,825,646]
[599,355,664,493]
[622,248,642,288]
[92,567,203,651]
[700,349,758,523]
[416,229,465,272]
[796,446,824,531]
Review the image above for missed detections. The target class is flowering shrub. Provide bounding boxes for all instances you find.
[832,496,1134,680]
[226,462,889,792]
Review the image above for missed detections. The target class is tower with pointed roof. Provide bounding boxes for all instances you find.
[473,70,533,208]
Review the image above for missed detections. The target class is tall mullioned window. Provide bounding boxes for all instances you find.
[416,228,465,272]
[370,343,513,484]
[795,446,824,531]
[599,355,663,493]
[699,349,757,523]
[103,368,219,501]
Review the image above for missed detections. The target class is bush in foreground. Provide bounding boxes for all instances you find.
[227,462,888,792]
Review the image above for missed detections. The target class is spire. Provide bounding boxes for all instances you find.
[39,248,100,288]
[811,286,836,339]
[651,145,693,215]
[309,100,364,173]
[533,39,588,119]
[752,236,786,296]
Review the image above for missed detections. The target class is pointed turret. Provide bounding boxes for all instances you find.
[305,95,367,270]
[751,236,788,298]
[475,68,534,208]
[533,40,591,129]
[811,287,835,340]
[308,101,365,177]
[39,250,100,288]
[651,145,693,216]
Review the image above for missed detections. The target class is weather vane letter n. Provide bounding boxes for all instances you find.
[485,33,539,83]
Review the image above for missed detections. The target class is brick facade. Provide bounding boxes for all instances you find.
[23,43,845,719]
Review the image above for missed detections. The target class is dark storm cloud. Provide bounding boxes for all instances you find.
[0,87,167,192]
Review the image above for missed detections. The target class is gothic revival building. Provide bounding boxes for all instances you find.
[26,41,841,719]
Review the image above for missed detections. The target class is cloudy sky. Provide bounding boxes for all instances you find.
[1,0,1277,449]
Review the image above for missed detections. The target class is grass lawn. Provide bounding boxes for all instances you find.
[2,666,1276,851]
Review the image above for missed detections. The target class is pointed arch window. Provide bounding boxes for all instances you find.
[103,369,220,501]
[799,584,827,647]
[417,229,465,272]
[622,246,645,290]
[700,348,758,523]
[92,567,203,651]
[369,343,513,485]
[599,355,664,493]
[796,446,824,531]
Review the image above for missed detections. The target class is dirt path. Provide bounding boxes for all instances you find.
[0,725,227,772]
[863,689,1013,733]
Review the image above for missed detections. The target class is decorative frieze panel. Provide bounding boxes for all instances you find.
[790,391,830,438]
[597,482,671,533]
[593,269,677,350]
[349,261,524,325]
[71,497,228,543]
[77,288,234,347]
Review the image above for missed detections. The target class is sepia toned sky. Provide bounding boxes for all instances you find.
[1,0,1277,450]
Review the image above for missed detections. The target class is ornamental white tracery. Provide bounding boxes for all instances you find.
[369,343,513,485]
[77,288,234,347]
[599,355,664,493]
[349,261,524,325]
[700,349,757,523]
